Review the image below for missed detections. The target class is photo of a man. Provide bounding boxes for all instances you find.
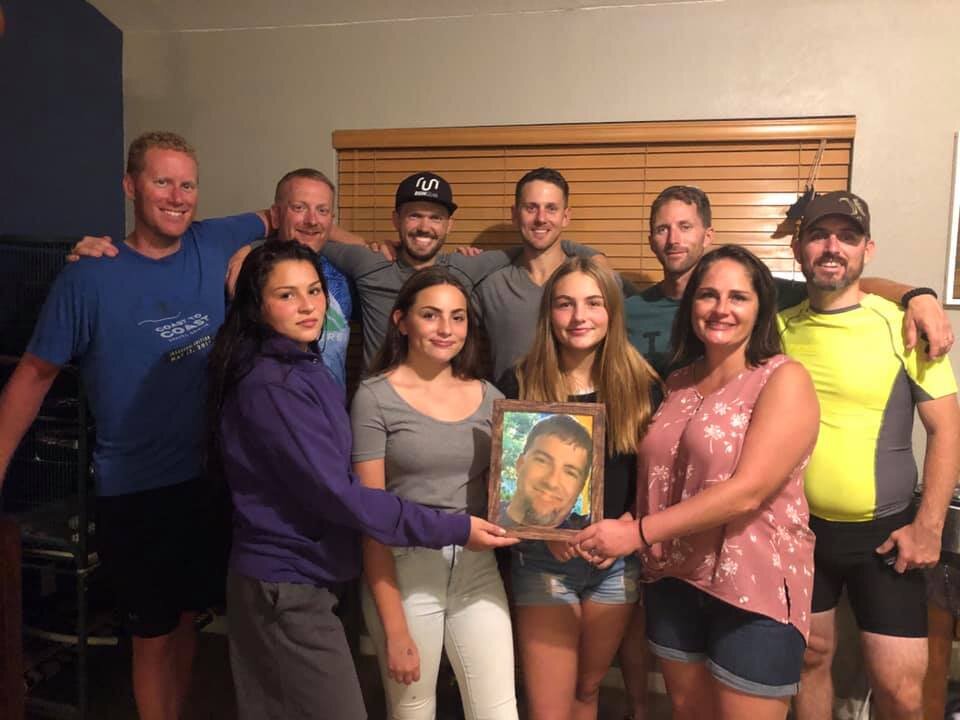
[498,413,593,529]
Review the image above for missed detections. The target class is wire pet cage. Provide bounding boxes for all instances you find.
[0,235,102,719]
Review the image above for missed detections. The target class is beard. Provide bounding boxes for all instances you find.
[514,492,574,528]
[401,232,444,263]
[801,253,865,292]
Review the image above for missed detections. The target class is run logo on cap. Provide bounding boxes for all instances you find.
[394,172,458,214]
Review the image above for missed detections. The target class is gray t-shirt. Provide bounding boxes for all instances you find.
[322,242,520,368]
[350,375,504,516]
[474,240,606,381]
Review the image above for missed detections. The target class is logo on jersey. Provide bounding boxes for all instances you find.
[146,313,211,340]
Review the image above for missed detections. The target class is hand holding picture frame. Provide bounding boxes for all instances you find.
[486,399,605,541]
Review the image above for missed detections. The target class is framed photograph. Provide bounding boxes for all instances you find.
[946,131,960,307]
[487,399,605,541]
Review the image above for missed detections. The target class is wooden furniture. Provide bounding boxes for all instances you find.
[0,514,25,720]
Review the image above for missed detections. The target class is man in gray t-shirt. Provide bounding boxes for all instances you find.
[475,168,606,380]
[324,171,603,372]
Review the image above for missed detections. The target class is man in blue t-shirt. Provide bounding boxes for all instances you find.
[263,168,354,386]
[0,131,268,720]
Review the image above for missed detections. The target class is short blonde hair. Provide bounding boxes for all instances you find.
[126,131,197,175]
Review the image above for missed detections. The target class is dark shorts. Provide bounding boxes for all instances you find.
[97,477,230,638]
[645,577,806,698]
[810,508,927,637]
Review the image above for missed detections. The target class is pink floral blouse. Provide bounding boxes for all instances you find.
[637,354,815,639]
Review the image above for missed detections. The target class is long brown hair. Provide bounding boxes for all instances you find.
[367,266,487,380]
[516,258,659,455]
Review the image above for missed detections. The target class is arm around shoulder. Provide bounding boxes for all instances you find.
[861,277,954,359]
[321,238,389,276]
[448,246,519,283]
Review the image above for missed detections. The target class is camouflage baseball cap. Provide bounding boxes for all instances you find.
[799,190,870,237]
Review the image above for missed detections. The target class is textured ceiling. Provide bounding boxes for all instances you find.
[87,0,715,33]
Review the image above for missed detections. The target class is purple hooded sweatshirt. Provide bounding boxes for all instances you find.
[218,335,470,587]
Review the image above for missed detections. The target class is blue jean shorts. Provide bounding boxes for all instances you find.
[511,541,641,606]
[645,577,806,698]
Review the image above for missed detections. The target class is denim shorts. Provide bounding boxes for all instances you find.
[511,541,640,606]
[645,577,806,698]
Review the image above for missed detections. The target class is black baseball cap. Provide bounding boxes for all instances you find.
[394,172,457,214]
[799,190,871,237]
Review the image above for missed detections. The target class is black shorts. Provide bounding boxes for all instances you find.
[97,476,231,638]
[810,508,927,638]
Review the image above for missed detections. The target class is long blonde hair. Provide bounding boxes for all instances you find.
[516,258,660,455]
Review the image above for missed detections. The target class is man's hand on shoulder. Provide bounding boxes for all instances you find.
[328,223,397,261]
[367,241,397,262]
[454,246,484,257]
[67,235,118,262]
[904,293,954,359]
[226,244,253,299]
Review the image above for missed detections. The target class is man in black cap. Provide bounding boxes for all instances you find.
[320,171,521,368]
[782,191,960,720]
[217,170,597,371]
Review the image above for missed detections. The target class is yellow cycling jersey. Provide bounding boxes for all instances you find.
[778,294,957,522]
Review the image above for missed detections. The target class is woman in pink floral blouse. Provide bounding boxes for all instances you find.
[576,245,819,720]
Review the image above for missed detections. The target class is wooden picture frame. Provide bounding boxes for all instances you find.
[487,399,605,541]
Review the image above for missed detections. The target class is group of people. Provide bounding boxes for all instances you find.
[0,129,958,720]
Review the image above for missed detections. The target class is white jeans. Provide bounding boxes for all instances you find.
[361,545,518,720]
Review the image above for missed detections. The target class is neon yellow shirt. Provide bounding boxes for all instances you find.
[778,294,957,522]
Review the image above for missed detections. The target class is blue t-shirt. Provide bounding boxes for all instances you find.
[313,255,352,387]
[27,214,264,496]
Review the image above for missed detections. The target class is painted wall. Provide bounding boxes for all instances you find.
[0,0,124,241]
[104,0,960,373]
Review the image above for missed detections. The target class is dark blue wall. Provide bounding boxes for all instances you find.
[0,0,124,241]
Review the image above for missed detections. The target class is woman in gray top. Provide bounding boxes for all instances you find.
[351,267,519,720]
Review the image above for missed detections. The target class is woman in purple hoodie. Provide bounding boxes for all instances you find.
[206,241,515,720]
